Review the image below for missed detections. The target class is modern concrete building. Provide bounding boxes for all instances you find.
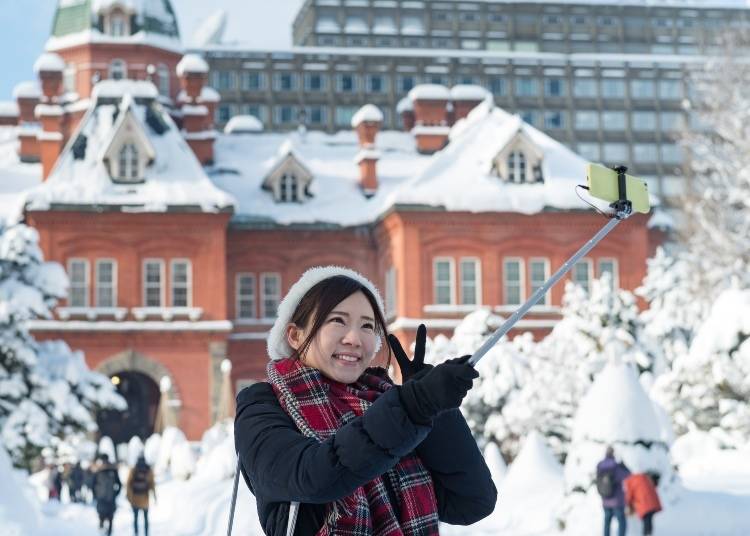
[197,0,748,200]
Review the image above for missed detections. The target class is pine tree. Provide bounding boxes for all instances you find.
[0,223,124,468]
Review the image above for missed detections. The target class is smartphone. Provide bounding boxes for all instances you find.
[586,163,650,214]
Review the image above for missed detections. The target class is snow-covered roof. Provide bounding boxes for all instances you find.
[0,127,42,224]
[224,115,263,134]
[33,53,65,74]
[396,96,413,113]
[13,81,41,100]
[450,84,490,102]
[23,81,234,214]
[388,99,601,215]
[176,53,209,76]
[351,104,384,128]
[408,84,450,102]
[0,102,19,117]
[92,79,159,100]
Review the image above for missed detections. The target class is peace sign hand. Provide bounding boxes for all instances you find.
[387,323,433,382]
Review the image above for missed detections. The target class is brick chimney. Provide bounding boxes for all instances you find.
[13,82,42,163]
[33,53,65,179]
[396,96,415,131]
[352,104,383,197]
[177,54,215,165]
[450,85,490,122]
[408,84,450,155]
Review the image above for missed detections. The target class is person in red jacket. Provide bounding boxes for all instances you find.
[624,472,662,535]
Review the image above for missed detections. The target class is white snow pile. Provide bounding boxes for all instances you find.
[351,104,384,128]
[564,361,672,493]
[176,53,209,76]
[0,446,41,534]
[13,81,41,99]
[33,53,65,74]
[224,115,264,134]
[450,84,489,101]
[408,84,451,101]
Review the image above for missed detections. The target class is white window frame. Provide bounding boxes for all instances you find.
[508,151,527,183]
[572,258,593,292]
[279,173,299,202]
[142,259,165,307]
[385,266,397,319]
[157,63,170,96]
[503,257,525,305]
[236,272,257,319]
[170,259,192,307]
[597,258,620,289]
[529,257,550,306]
[459,257,481,306]
[117,142,139,181]
[67,258,90,307]
[95,259,117,307]
[433,257,456,305]
[109,59,127,80]
[260,272,281,319]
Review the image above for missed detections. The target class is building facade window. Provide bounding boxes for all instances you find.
[157,64,170,96]
[397,75,416,93]
[544,110,565,129]
[367,74,387,93]
[459,258,480,305]
[171,259,191,307]
[632,111,657,131]
[306,106,327,125]
[274,73,297,91]
[68,259,89,307]
[603,143,629,163]
[488,76,506,96]
[143,259,164,307]
[598,258,619,289]
[659,79,683,99]
[95,259,116,307]
[575,110,599,130]
[274,105,297,124]
[601,111,627,130]
[577,142,600,162]
[304,73,326,91]
[508,151,527,182]
[260,273,281,318]
[601,79,626,98]
[573,259,592,292]
[63,64,77,93]
[117,143,139,181]
[515,78,539,97]
[335,106,357,127]
[544,78,566,97]
[241,72,265,91]
[573,78,597,98]
[279,173,299,202]
[236,273,256,319]
[630,79,655,99]
[433,258,455,305]
[529,258,550,305]
[503,258,524,305]
[337,73,358,92]
[109,59,127,80]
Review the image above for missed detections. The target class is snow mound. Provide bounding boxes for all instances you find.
[33,53,65,74]
[0,446,40,534]
[450,84,489,101]
[225,115,263,134]
[408,84,450,101]
[176,53,209,77]
[351,104,384,127]
[13,81,41,99]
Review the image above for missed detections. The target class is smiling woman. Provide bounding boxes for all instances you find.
[234,265,497,535]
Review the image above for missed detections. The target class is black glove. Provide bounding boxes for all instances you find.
[398,355,479,425]
[387,324,432,382]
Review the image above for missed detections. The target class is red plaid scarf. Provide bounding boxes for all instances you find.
[267,358,440,536]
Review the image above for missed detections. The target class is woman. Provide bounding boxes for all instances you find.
[235,266,496,535]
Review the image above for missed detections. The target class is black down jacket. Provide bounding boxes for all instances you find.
[234,381,497,535]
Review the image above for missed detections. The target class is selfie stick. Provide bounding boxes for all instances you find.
[468,167,634,367]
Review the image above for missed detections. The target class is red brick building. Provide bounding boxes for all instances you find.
[0,0,661,443]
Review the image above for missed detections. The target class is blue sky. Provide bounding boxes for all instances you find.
[0,0,301,101]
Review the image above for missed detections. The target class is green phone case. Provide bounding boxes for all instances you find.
[586,163,651,214]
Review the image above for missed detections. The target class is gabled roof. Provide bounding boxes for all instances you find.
[98,93,156,165]
[261,139,313,190]
[23,80,234,213]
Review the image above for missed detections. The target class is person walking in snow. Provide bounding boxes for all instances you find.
[93,454,122,536]
[46,464,60,501]
[596,446,631,536]
[234,266,496,535]
[126,454,156,536]
[68,461,85,503]
[624,472,662,536]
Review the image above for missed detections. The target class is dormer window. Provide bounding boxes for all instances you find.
[508,151,526,183]
[280,173,299,202]
[118,143,139,181]
[105,7,131,37]
[262,140,313,203]
[492,129,545,184]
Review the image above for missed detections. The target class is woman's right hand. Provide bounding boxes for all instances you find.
[398,355,479,425]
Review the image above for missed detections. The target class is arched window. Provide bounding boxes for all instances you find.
[279,174,299,202]
[109,9,127,36]
[157,64,170,96]
[109,59,127,81]
[118,143,139,180]
[507,151,527,183]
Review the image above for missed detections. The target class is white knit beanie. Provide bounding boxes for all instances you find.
[266,265,386,361]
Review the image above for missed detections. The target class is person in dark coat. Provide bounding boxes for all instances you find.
[624,472,662,535]
[235,266,497,536]
[68,461,84,503]
[597,446,631,536]
[127,454,156,535]
[93,454,122,536]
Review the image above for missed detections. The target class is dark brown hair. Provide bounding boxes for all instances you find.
[288,275,392,369]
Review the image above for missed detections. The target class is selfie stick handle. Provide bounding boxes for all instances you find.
[468,198,632,367]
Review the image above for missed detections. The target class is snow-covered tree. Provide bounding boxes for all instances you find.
[0,223,124,468]
[426,275,660,462]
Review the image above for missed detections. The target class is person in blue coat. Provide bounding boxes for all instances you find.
[234,266,497,535]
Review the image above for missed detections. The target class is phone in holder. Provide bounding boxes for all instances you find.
[586,163,651,214]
